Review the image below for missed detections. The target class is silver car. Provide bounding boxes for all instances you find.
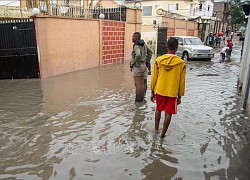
[170,36,214,60]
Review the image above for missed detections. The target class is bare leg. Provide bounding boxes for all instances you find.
[160,113,172,138]
[134,76,144,102]
[155,109,161,131]
[144,79,147,96]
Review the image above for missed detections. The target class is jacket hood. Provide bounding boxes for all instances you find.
[135,40,145,46]
[157,54,185,70]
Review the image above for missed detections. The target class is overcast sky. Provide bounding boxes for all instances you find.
[0,0,20,6]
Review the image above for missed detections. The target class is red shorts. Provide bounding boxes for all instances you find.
[156,94,178,114]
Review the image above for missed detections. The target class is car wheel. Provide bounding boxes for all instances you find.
[183,52,189,61]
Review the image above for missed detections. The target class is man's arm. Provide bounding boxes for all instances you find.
[146,45,153,75]
[146,45,153,62]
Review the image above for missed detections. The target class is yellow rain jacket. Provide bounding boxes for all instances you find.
[151,54,186,97]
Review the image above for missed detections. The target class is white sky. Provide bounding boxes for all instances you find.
[0,0,20,6]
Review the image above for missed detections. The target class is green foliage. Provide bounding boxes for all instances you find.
[230,0,245,27]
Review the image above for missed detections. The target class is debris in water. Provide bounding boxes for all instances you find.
[197,73,219,77]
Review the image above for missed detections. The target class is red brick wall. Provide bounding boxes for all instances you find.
[187,29,194,36]
[167,28,175,39]
[102,21,125,65]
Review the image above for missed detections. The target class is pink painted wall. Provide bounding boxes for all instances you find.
[35,17,100,78]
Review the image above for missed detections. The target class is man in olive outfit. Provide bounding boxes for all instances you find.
[130,32,152,102]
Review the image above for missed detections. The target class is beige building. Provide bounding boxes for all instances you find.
[125,0,199,55]
[213,0,230,32]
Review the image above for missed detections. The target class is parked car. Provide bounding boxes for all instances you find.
[237,26,246,36]
[170,36,214,60]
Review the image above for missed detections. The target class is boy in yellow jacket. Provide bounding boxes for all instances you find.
[150,38,186,138]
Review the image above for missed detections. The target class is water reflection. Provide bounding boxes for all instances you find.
[0,80,54,179]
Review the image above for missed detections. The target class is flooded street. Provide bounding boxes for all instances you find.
[0,41,250,180]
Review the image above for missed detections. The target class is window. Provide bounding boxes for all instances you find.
[174,37,183,45]
[143,6,152,16]
[184,38,203,45]
[208,5,210,11]
[168,4,177,11]
[199,4,202,11]
[176,4,179,10]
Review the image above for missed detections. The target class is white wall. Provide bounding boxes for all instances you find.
[194,0,214,17]
[141,31,157,54]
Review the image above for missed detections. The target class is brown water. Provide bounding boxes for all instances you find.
[0,41,250,179]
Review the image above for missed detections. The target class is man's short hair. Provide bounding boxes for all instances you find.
[133,32,141,40]
[167,38,179,50]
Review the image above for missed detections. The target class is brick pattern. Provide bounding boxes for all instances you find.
[187,29,194,36]
[102,21,125,65]
[167,28,175,39]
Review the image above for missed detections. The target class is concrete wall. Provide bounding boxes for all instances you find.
[34,8,141,78]
[239,17,250,111]
[141,16,198,54]
[159,17,198,38]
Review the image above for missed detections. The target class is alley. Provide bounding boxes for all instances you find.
[0,40,249,179]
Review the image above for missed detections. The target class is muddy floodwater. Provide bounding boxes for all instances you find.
[0,41,250,179]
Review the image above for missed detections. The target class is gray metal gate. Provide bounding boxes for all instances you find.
[0,19,39,79]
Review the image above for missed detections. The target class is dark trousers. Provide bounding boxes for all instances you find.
[228,49,232,56]
[221,53,226,62]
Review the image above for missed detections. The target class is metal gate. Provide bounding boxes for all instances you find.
[0,19,39,79]
[157,27,167,56]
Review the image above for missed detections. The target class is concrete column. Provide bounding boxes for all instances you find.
[20,0,26,8]
[46,0,51,15]
[34,0,40,8]
[90,0,94,9]
[83,0,88,8]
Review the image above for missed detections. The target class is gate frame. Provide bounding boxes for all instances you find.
[156,27,168,57]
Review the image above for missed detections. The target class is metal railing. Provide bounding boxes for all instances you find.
[157,8,188,20]
[0,6,32,18]
[45,4,127,21]
[0,4,127,21]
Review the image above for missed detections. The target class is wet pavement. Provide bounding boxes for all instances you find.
[0,39,250,179]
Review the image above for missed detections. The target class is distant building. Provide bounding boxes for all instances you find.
[213,0,230,32]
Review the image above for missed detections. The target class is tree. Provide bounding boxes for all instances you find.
[230,0,245,29]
